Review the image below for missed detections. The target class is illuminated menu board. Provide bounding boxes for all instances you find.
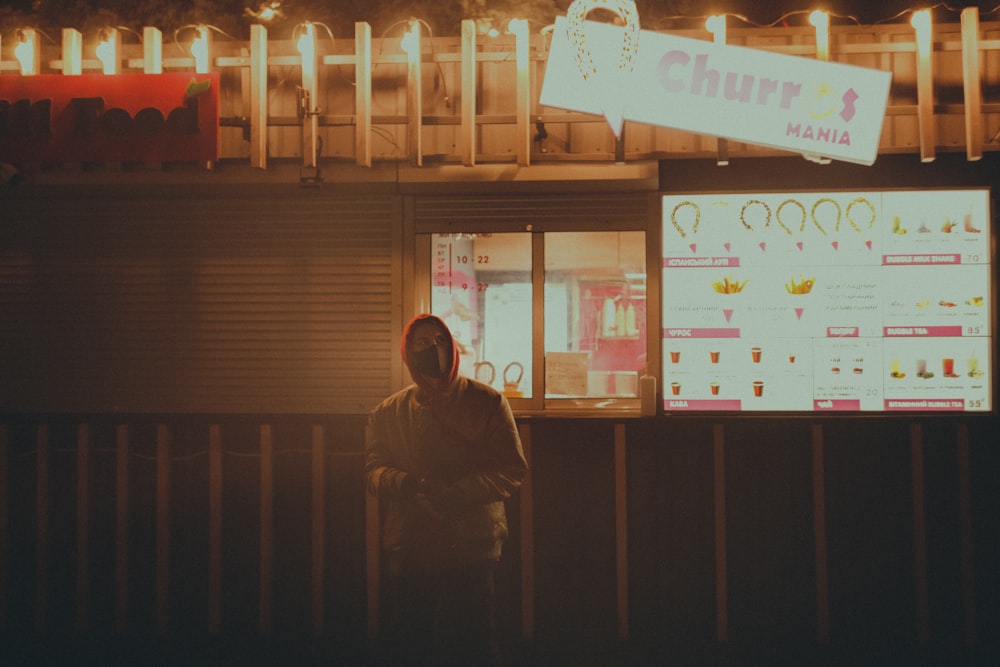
[661,189,992,413]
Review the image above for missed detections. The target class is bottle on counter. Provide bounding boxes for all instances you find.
[602,297,616,336]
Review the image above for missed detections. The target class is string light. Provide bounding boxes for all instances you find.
[190,25,210,73]
[245,2,283,23]
[14,28,39,76]
[705,15,726,44]
[911,8,933,55]
[96,28,119,75]
[400,22,419,56]
[809,10,830,60]
[296,21,316,68]
[144,26,163,74]
[506,18,529,38]
[62,28,83,75]
[7,3,1000,81]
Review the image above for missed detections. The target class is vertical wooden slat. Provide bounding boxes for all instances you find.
[812,423,830,644]
[143,26,163,74]
[530,233,545,408]
[460,20,477,167]
[98,28,122,76]
[803,13,832,165]
[710,21,729,166]
[614,423,628,640]
[713,423,728,643]
[716,137,729,167]
[518,422,534,641]
[76,423,91,633]
[914,13,936,163]
[208,424,223,635]
[513,20,531,167]
[911,423,929,644]
[956,423,977,645]
[259,424,274,637]
[0,424,8,631]
[355,22,372,168]
[249,24,268,169]
[156,424,171,635]
[312,424,326,637]
[366,463,380,639]
[115,425,130,634]
[62,28,82,75]
[300,23,319,174]
[406,19,423,166]
[961,7,983,161]
[35,424,49,634]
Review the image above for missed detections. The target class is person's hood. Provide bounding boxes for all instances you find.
[400,313,460,394]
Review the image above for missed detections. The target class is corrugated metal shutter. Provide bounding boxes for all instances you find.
[0,184,397,414]
[412,192,652,232]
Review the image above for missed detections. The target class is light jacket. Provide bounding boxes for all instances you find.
[365,314,528,567]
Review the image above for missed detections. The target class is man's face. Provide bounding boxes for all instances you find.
[409,320,453,379]
[411,321,448,353]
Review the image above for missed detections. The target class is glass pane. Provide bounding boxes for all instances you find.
[544,231,647,398]
[429,233,533,398]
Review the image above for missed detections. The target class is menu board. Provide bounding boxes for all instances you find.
[661,189,993,412]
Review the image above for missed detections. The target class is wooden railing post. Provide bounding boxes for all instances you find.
[35,424,50,634]
[519,422,534,641]
[812,423,830,644]
[312,425,326,637]
[208,425,223,635]
[0,424,8,632]
[156,424,171,635]
[260,424,274,637]
[911,423,929,645]
[115,425,130,634]
[76,423,91,633]
[713,423,728,643]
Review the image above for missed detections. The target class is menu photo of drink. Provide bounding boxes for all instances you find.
[661,189,993,412]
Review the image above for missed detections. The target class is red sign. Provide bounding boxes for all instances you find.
[1,72,219,163]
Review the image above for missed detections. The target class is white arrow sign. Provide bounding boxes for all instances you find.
[540,16,892,165]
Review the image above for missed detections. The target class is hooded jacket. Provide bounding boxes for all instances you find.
[365,314,528,567]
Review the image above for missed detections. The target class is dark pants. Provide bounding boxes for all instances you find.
[383,559,502,667]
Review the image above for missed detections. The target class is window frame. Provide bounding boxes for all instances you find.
[413,204,661,417]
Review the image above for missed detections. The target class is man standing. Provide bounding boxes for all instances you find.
[366,314,528,666]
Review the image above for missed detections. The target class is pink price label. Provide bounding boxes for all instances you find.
[663,328,741,338]
[813,399,862,410]
[663,257,741,268]
[882,254,961,266]
[883,326,964,337]
[884,398,966,411]
[664,399,743,411]
[826,327,860,337]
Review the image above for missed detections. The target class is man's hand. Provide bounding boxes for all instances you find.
[399,473,425,501]
[413,492,444,522]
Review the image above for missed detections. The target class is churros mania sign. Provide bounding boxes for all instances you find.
[540,1,892,165]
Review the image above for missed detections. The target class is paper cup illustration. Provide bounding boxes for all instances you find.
[752,381,764,397]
